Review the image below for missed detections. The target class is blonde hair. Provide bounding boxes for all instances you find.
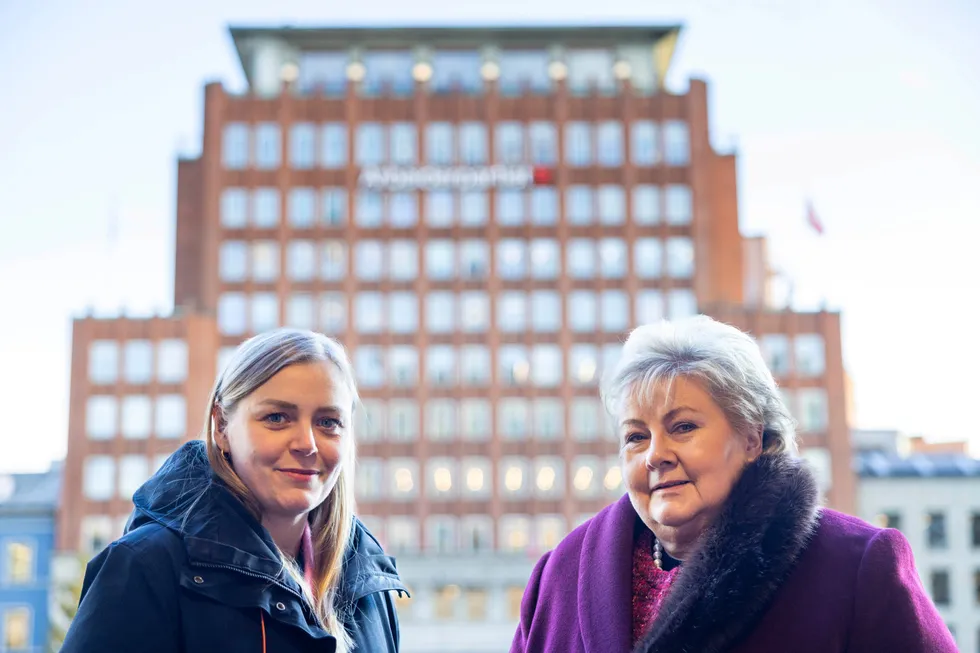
[204,328,358,652]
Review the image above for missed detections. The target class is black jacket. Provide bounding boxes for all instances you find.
[62,441,407,653]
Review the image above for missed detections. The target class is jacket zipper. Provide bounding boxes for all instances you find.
[192,561,306,603]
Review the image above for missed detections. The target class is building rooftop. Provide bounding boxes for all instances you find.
[0,464,62,514]
[855,451,980,478]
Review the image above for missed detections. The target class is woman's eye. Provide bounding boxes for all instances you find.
[672,422,696,434]
[625,432,646,444]
[317,417,342,430]
[263,413,288,425]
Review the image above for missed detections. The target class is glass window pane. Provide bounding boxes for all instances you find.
[597,121,624,166]
[599,238,626,278]
[459,122,487,164]
[529,239,559,279]
[389,241,418,281]
[86,396,117,440]
[530,188,557,225]
[89,340,118,384]
[321,188,347,227]
[566,49,615,96]
[389,292,419,334]
[633,185,661,225]
[362,51,414,97]
[459,240,489,280]
[529,122,557,166]
[668,289,697,320]
[299,53,348,96]
[498,51,551,96]
[426,122,455,165]
[565,122,592,167]
[497,291,526,332]
[251,241,280,282]
[636,290,664,325]
[356,190,384,227]
[460,400,490,441]
[427,190,454,227]
[570,345,598,385]
[534,399,564,441]
[568,291,597,332]
[426,240,455,280]
[356,292,384,333]
[390,347,418,387]
[530,291,560,332]
[567,239,595,279]
[531,345,562,387]
[427,346,456,387]
[288,188,317,227]
[497,190,524,225]
[251,292,279,332]
[666,185,693,225]
[427,292,455,333]
[83,456,115,500]
[220,188,248,228]
[321,123,348,168]
[600,290,629,332]
[432,51,483,94]
[321,241,347,280]
[499,345,530,386]
[390,122,417,165]
[460,292,489,333]
[635,238,663,278]
[495,122,524,164]
[156,340,187,384]
[631,121,659,166]
[663,120,690,166]
[598,185,625,225]
[289,123,316,169]
[498,400,529,440]
[389,192,418,227]
[254,123,281,169]
[219,241,247,282]
[460,346,490,386]
[121,395,152,439]
[356,241,384,280]
[460,191,488,226]
[497,239,526,279]
[222,123,249,169]
[355,346,385,388]
[119,455,150,499]
[319,292,346,334]
[218,292,247,335]
[286,293,315,330]
[795,334,826,377]
[253,188,280,228]
[566,186,593,225]
[122,340,153,385]
[666,237,695,278]
[287,241,316,281]
[356,123,385,166]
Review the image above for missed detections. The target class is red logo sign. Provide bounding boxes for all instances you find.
[532,166,554,185]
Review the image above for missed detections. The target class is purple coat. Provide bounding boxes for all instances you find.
[511,455,956,653]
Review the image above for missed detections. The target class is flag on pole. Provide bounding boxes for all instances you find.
[806,200,824,235]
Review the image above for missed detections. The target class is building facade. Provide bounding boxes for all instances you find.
[57,24,855,650]
[857,449,980,652]
[0,466,61,653]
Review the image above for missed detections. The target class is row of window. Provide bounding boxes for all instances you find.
[876,510,980,550]
[1,541,34,586]
[219,237,695,285]
[759,334,826,379]
[1,606,32,650]
[82,453,172,501]
[88,339,187,385]
[390,584,524,623]
[222,120,689,169]
[85,395,186,440]
[219,184,694,229]
[216,289,699,338]
[925,568,980,610]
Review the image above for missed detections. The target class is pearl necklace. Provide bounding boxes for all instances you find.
[653,539,664,570]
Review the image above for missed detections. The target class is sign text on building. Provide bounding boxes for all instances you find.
[358,165,541,190]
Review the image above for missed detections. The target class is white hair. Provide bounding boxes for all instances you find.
[602,315,798,456]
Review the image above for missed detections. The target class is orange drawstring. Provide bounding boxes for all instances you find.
[260,611,267,653]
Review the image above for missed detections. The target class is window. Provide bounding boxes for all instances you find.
[974,569,980,605]
[600,290,629,332]
[797,388,828,432]
[572,456,601,498]
[498,50,550,95]
[460,291,490,332]
[389,192,418,227]
[321,188,347,226]
[795,334,826,377]
[571,398,600,441]
[636,290,665,325]
[873,511,902,531]
[461,515,493,552]
[389,347,418,387]
[459,240,489,280]
[389,241,418,281]
[567,239,595,279]
[220,188,248,228]
[498,291,526,332]
[300,54,348,97]
[254,123,281,169]
[119,455,149,499]
[217,347,236,376]
[155,395,185,439]
[663,120,690,166]
[570,345,599,386]
[387,515,419,553]
[597,121,624,166]
[566,48,614,95]
[156,339,187,384]
[604,457,624,496]
[506,586,524,620]
[222,122,249,169]
[432,51,483,94]
[499,514,531,552]
[497,189,524,225]
[356,190,384,227]
[357,401,384,443]
[2,606,30,650]
[565,121,592,167]
[635,238,663,278]
[253,188,280,228]
[321,123,348,168]
[251,241,280,282]
[426,190,454,227]
[427,516,459,554]
[86,396,116,440]
[219,241,247,282]
[497,239,527,279]
[631,120,659,166]
[427,346,456,387]
[927,512,948,549]
[566,186,593,225]
[760,335,791,377]
[286,241,316,281]
[427,292,455,333]
[460,191,488,225]
[666,237,695,278]
[389,292,418,334]
[529,239,559,279]
[320,292,347,335]
[427,458,457,500]
[288,188,316,227]
[362,51,414,97]
[459,122,487,164]
[390,122,417,165]
[251,293,279,332]
[530,187,558,225]
[568,291,597,332]
[534,399,563,441]
[89,340,118,384]
[388,458,419,500]
[536,514,565,549]
[460,458,491,499]
[356,458,384,500]
[633,185,662,224]
[460,346,490,386]
[529,121,557,165]
[426,400,457,442]
[356,241,383,281]
[434,584,460,620]
[495,122,524,164]
[531,345,562,387]
[388,399,419,442]
[79,516,114,555]
[426,122,454,165]
[460,399,491,441]
[321,242,347,281]
[83,456,114,500]
[665,184,693,225]
[499,345,530,386]
[5,541,34,584]
[121,340,154,385]
[356,123,385,166]
[530,291,561,332]
[499,399,529,441]
[598,185,625,224]
[355,347,385,389]
[599,238,627,278]
[971,512,980,548]
[355,292,384,333]
[289,122,316,169]
[930,570,950,606]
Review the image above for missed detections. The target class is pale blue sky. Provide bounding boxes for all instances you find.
[2,0,979,472]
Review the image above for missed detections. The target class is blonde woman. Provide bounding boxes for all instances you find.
[63,329,406,653]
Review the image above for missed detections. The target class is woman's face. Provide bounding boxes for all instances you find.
[620,376,761,544]
[218,361,353,522]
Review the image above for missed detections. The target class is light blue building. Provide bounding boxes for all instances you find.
[0,465,61,653]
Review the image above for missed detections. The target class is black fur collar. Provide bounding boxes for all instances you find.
[635,453,820,653]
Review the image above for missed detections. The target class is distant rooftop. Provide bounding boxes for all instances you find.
[0,464,62,514]
[855,451,980,478]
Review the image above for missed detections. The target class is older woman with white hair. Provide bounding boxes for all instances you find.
[511,316,955,653]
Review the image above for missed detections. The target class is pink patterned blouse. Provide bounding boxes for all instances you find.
[631,527,681,645]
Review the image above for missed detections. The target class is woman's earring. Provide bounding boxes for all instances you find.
[221,449,231,461]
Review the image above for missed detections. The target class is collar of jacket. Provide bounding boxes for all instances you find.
[632,453,820,653]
